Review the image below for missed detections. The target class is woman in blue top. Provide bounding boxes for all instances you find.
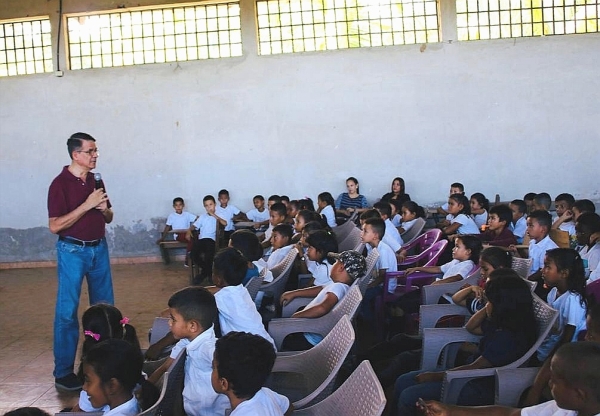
[335,177,369,217]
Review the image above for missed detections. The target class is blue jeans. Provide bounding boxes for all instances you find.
[393,370,442,416]
[54,238,114,378]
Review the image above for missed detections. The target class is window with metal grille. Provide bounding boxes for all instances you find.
[256,0,440,55]
[66,2,242,70]
[456,0,599,40]
[0,18,53,77]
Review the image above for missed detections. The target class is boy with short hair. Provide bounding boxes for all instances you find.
[532,192,552,212]
[478,204,517,247]
[374,201,403,252]
[156,197,198,266]
[509,199,527,244]
[216,189,245,241]
[573,199,596,220]
[156,286,229,416]
[211,332,292,415]
[523,192,537,214]
[576,212,600,282]
[267,195,282,210]
[246,195,270,230]
[279,250,367,350]
[266,224,294,269]
[552,193,577,236]
[437,182,465,217]
[261,202,287,249]
[206,248,276,349]
[524,210,558,276]
[188,195,227,283]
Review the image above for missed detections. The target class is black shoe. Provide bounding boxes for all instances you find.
[55,373,82,391]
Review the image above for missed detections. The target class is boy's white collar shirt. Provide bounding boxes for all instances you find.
[229,387,289,415]
[528,234,559,275]
[216,204,240,231]
[103,396,140,416]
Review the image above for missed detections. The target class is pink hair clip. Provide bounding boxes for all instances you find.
[120,317,129,325]
[84,330,100,341]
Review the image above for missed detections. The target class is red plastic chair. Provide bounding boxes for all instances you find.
[398,229,442,264]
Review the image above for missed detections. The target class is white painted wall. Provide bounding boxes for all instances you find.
[1,0,599,261]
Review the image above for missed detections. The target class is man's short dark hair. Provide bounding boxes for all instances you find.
[373,201,392,219]
[168,286,217,329]
[213,247,247,286]
[489,204,512,227]
[173,197,184,205]
[253,195,265,201]
[510,199,527,214]
[218,189,229,197]
[528,210,553,229]
[270,202,287,217]
[364,217,385,240]
[67,132,95,159]
[203,195,215,203]
[215,332,276,399]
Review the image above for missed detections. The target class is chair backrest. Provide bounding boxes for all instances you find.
[138,370,170,416]
[270,247,299,278]
[357,249,379,296]
[292,361,386,416]
[353,241,366,254]
[549,229,570,248]
[149,317,171,346]
[587,279,600,303]
[421,265,481,305]
[511,257,533,279]
[273,316,356,409]
[142,348,186,416]
[401,217,426,245]
[420,240,449,267]
[332,284,363,321]
[400,229,443,259]
[262,247,298,303]
[332,219,358,243]
[244,267,266,301]
[338,227,362,252]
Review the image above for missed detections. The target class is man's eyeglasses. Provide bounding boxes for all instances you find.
[76,148,99,156]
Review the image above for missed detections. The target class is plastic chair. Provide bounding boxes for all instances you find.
[357,249,380,296]
[399,228,442,258]
[139,348,186,416]
[244,266,266,301]
[400,217,426,245]
[137,369,170,416]
[338,227,362,252]
[586,278,600,303]
[261,247,298,307]
[269,285,362,350]
[511,257,533,279]
[422,266,481,305]
[420,294,558,404]
[494,367,539,407]
[267,315,355,408]
[293,361,386,416]
[332,219,358,243]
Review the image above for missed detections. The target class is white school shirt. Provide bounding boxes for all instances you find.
[214,285,276,349]
[510,216,527,244]
[471,211,488,229]
[307,259,334,286]
[384,218,403,252]
[246,208,270,222]
[536,287,587,362]
[321,205,337,228]
[528,235,559,275]
[521,400,581,416]
[264,223,274,241]
[266,244,294,270]
[253,259,274,283]
[180,327,229,416]
[581,242,600,283]
[166,211,197,238]
[391,213,402,227]
[449,214,480,235]
[192,213,217,240]
[400,218,418,234]
[103,396,140,416]
[303,282,350,345]
[439,259,475,280]
[372,241,398,273]
[229,387,290,416]
[555,218,576,235]
[216,204,241,232]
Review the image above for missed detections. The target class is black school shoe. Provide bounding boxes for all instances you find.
[55,373,82,391]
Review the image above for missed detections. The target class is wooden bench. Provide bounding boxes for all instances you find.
[158,230,189,264]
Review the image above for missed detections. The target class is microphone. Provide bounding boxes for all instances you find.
[94,172,103,190]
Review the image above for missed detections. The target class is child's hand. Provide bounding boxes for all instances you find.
[507,244,517,253]
[471,286,484,299]
[145,343,163,361]
[562,209,573,220]
[417,400,450,416]
[405,267,417,275]
[280,291,295,306]
[156,238,163,245]
[415,372,442,383]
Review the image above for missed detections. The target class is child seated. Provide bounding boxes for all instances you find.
[216,189,244,241]
[229,229,273,285]
[188,195,227,284]
[532,192,552,213]
[297,229,338,287]
[523,191,537,214]
[293,209,323,242]
[212,332,292,415]
[397,201,426,235]
[156,196,197,247]
[82,339,159,415]
[440,194,480,236]
[552,193,577,236]
[573,199,597,220]
[279,250,367,351]
[208,248,276,349]
[477,204,517,247]
[286,199,300,226]
[374,201,403,251]
[261,202,287,250]
[245,195,270,230]
[469,192,489,230]
[576,212,600,282]
[436,182,465,218]
[266,224,294,270]
[509,199,527,244]
[317,192,338,228]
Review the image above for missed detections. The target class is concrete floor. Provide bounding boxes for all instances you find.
[0,262,190,414]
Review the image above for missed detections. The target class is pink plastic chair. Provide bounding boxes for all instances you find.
[398,229,442,264]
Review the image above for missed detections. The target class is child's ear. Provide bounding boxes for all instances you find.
[105,378,122,396]
[216,375,230,393]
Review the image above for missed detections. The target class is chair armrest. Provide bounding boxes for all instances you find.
[495,367,539,406]
[406,272,440,288]
[442,367,499,404]
[268,317,331,350]
[419,304,471,333]
[282,297,314,318]
[423,280,469,305]
[421,327,482,370]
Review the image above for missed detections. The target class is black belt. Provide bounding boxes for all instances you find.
[59,236,103,247]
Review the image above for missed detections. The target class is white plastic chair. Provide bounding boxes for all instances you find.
[338,227,362,252]
[494,367,539,407]
[261,247,298,306]
[400,217,426,244]
[512,257,533,279]
[244,266,266,301]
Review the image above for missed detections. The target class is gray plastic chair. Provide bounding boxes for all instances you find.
[244,266,266,301]
[332,218,358,243]
[293,361,386,416]
[261,247,298,307]
[139,348,186,416]
[338,227,362,252]
[512,257,533,279]
[400,217,426,244]
[494,367,539,407]
[357,248,379,296]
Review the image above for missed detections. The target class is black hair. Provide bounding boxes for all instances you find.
[270,202,287,218]
[303,220,326,234]
[272,224,293,241]
[288,199,300,212]
[214,332,276,399]
[280,195,290,203]
[576,213,600,247]
[389,199,403,214]
[528,210,553,229]
[574,199,596,214]
[168,286,218,329]
[203,195,216,203]
[173,197,184,205]
[298,198,315,211]
[318,192,335,208]
[306,230,338,265]
[554,342,600,402]
[212,247,248,286]
[545,248,587,310]
[470,192,490,211]
[81,304,141,356]
[253,195,265,201]
[533,192,552,210]
[229,230,262,262]
[83,339,160,411]
[510,199,527,214]
[450,182,465,193]
[268,195,282,203]
[373,201,392,219]
[554,193,575,207]
[346,176,360,194]
[484,274,536,345]
[364,217,385,240]
[218,189,229,197]
[360,209,381,221]
[4,408,51,416]
[402,201,426,219]
[67,132,95,159]
[449,193,471,216]
[391,177,406,195]
[480,246,512,269]
[587,303,600,335]
[454,235,483,262]
[489,204,512,227]
[297,209,322,225]
[523,192,536,202]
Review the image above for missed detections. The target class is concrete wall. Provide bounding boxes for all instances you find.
[1,0,599,263]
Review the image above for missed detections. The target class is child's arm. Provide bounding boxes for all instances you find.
[145,332,177,360]
[148,356,174,385]
[156,224,173,244]
[451,284,483,307]
[210,211,227,227]
[292,292,338,318]
[280,285,324,305]
[441,222,461,235]
[551,211,572,229]
[233,211,248,222]
[464,305,487,335]
[405,266,443,275]
[431,273,465,286]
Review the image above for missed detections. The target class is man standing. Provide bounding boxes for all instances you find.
[47,132,114,390]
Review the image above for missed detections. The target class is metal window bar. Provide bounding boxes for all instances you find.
[0,17,53,77]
